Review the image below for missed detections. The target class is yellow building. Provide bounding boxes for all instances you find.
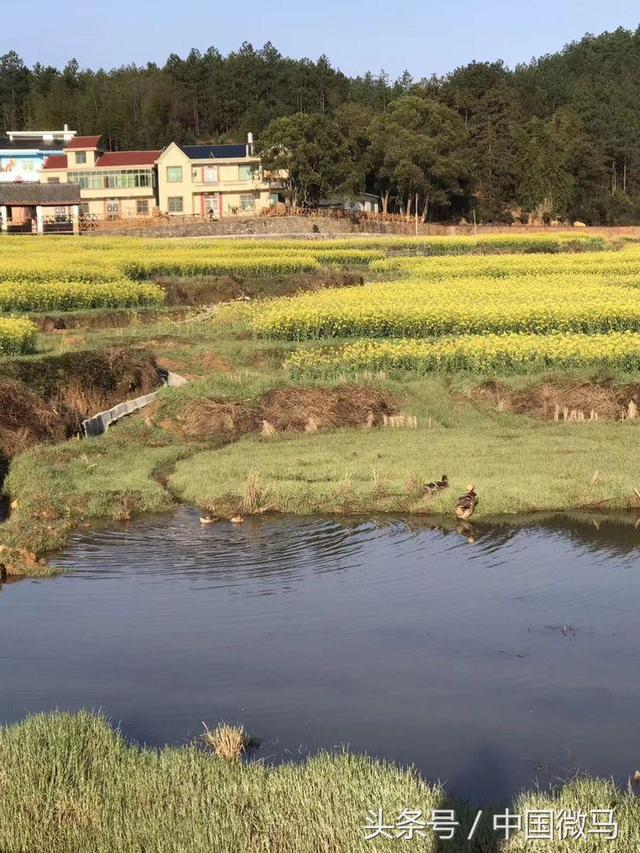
[42,134,280,219]
[156,139,278,217]
[43,136,160,219]
[43,136,159,219]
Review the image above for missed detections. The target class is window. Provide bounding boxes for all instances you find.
[166,166,183,183]
[48,177,60,184]
[106,201,120,219]
[204,165,218,184]
[168,196,184,213]
[240,193,256,210]
[75,151,87,165]
[80,202,90,216]
[238,165,255,181]
[136,200,149,216]
[68,169,154,190]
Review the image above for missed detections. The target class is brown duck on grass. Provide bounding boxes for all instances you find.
[456,485,478,520]
[424,474,448,495]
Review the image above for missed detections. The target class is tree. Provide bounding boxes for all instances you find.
[0,52,30,129]
[441,61,519,221]
[369,95,468,219]
[260,112,362,206]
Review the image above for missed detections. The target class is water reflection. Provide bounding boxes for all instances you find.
[0,508,639,802]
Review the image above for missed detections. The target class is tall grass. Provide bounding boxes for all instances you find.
[0,711,637,852]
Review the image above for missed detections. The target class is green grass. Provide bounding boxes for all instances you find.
[4,367,640,573]
[1,419,187,571]
[0,710,636,853]
[168,375,640,518]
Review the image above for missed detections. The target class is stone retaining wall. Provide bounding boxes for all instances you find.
[85,216,463,239]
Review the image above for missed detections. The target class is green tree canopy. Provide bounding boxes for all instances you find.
[4,28,640,223]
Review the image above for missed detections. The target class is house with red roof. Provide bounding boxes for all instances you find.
[40,131,284,220]
[42,135,161,219]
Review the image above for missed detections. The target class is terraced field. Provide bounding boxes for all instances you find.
[251,239,640,374]
[287,332,640,375]
[0,231,617,353]
[256,277,640,339]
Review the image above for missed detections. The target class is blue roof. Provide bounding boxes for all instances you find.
[180,144,248,160]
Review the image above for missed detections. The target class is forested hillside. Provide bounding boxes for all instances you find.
[2,27,639,223]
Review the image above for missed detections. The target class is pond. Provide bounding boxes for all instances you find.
[1,509,639,802]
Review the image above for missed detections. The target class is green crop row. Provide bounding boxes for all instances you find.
[0,280,165,313]
[286,331,640,375]
[122,255,322,279]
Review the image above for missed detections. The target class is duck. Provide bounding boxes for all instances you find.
[424,474,448,495]
[230,515,244,524]
[456,485,478,520]
[199,515,218,525]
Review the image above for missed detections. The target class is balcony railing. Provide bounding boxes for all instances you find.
[190,178,269,190]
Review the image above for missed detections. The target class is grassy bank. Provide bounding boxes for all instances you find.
[0,418,187,572]
[3,365,640,575]
[168,374,640,518]
[0,710,636,853]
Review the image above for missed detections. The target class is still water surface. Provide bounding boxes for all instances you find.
[1,510,639,801]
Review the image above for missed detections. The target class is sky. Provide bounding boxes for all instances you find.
[4,0,639,80]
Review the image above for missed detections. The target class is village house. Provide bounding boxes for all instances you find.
[41,136,161,219]
[0,182,81,234]
[37,131,281,220]
[156,135,279,217]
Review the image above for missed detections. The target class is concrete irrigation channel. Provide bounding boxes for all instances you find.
[82,371,188,437]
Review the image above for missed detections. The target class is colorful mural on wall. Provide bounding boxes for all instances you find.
[0,156,42,183]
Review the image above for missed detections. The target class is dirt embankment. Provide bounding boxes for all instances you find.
[476,380,640,422]
[31,307,187,332]
[0,347,161,477]
[157,270,365,307]
[171,386,398,440]
[26,271,365,332]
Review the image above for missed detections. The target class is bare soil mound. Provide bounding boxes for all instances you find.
[476,380,640,421]
[0,347,162,478]
[158,270,365,306]
[175,386,397,439]
[177,400,257,439]
[0,347,161,435]
[257,387,396,431]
